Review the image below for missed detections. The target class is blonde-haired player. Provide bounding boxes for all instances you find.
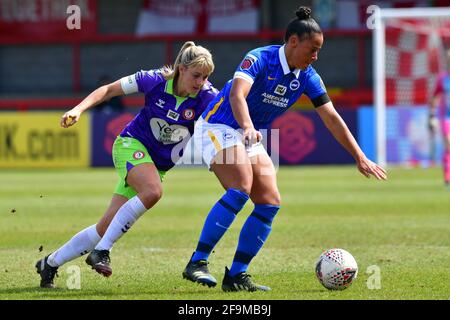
[36,42,218,288]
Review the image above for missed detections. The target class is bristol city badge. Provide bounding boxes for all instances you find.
[133,151,145,160]
[182,108,195,120]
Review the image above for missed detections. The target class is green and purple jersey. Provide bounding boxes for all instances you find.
[119,69,218,171]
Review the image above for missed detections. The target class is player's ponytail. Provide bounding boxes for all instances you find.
[295,6,312,20]
[161,41,215,80]
[173,41,196,72]
[284,6,322,42]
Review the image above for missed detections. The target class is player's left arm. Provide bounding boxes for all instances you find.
[316,102,387,180]
[231,50,265,145]
[305,71,386,180]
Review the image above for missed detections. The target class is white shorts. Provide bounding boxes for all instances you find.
[194,116,268,168]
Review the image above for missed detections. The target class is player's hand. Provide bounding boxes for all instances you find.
[356,156,387,180]
[243,127,262,147]
[60,108,82,128]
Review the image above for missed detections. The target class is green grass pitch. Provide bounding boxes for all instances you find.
[0,166,449,300]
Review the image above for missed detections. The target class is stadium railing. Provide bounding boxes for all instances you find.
[0,29,371,110]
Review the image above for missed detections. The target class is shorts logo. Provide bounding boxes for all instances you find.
[122,137,132,148]
[133,151,145,160]
[240,55,256,70]
[290,79,300,91]
[223,132,233,140]
[182,108,195,120]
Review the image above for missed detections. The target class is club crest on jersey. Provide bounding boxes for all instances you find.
[290,79,300,91]
[166,110,180,121]
[240,55,256,70]
[133,151,145,160]
[275,84,287,96]
[182,108,195,120]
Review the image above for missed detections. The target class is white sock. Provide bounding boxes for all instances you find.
[95,196,147,251]
[47,224,101,267]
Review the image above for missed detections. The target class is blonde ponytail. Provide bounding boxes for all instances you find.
[161,41,214,80]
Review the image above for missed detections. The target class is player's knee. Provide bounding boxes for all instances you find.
[250,189,281,206]
[271,192,282,206]
[139,187,163,208]
[226,176,252,194]
[96,223,107,237]
[263,192,281,206]
[237,180,253,195]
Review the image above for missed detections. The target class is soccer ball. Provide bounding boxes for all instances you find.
[315,248,358,290]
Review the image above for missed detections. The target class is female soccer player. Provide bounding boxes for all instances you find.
[182,7,387,292]
[429,49,450,187]
[36,41,217,288]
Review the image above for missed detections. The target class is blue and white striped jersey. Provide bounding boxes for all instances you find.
[202,45,329,129]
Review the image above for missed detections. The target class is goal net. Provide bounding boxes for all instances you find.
[373,7,450,167]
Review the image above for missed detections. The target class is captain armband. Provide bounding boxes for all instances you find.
[120,75,138,94]
[311,93,331,108]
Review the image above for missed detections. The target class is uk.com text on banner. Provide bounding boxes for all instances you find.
[0,112,90,168]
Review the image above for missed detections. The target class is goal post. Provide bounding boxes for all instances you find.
[373,6,450,168]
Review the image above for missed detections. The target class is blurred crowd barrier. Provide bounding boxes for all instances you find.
[0,107,442,168]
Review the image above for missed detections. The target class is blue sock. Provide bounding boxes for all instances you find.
[192,189,249,262]
[229,204,280,276]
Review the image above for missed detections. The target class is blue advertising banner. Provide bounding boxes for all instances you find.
[357,106,376,162]
[90,109,358,167]
[91,111,137,167]
[270,110,357,165]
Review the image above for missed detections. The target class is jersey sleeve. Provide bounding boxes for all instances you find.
[304,72,330,108]
[233,49,264,85]
[120,69,163,95]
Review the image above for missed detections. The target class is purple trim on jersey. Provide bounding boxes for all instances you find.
[126,161,134,172]
[120,69,218,171]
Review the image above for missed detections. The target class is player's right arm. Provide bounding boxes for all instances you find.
[229,78,262,145]
[230,50,264,145]
[61,79,125,128]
